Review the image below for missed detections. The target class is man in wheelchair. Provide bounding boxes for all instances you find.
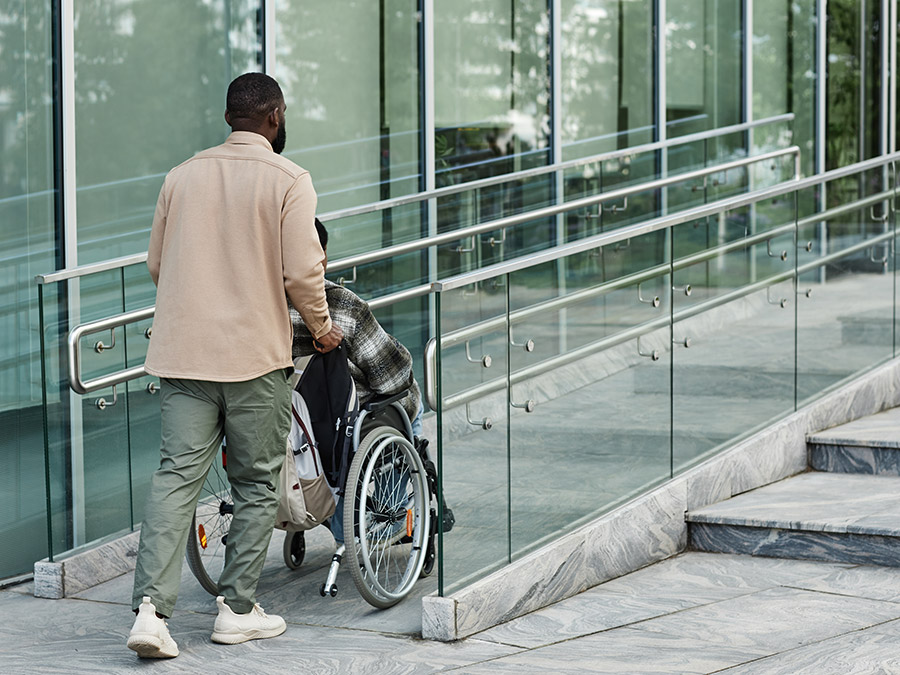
[289,219,453,541]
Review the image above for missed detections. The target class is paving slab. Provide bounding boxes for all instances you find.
[457,626,771,674]
[0,590,518,674]
[474,553,850,649]
[717,618,900,674]
[786,564,900,603]
[70,525,433,635]
[7,551,900,673]
[630,586,900,653]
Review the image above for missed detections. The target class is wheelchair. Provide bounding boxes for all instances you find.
[185,389,438,609]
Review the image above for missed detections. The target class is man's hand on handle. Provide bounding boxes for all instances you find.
[313,324,343,353]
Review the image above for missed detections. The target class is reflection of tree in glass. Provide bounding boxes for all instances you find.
[433,0,550,187]
[560,0,653,154]
[826,0,881,175]
[0,1,54,201]
[73,0,258,185]
[274,1,421,210]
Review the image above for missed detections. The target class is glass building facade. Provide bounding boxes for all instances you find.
[2,0,899,586]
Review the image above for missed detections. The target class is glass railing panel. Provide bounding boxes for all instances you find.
[751,197,798,281]
[506,236,671,562]
[796,198,897,406]
[74,271,135,543]
[562,152,661,233]
[895,160,900,359]
[121,264,159,523]
[751,118,795,159]
[670,205,796,472]
[327,140,799,311]
[39,280,71,561]
[1,212,57,575]
[823,166,894,253]
[436,174,557,278]
[436,281,510,594]
[39,262,158,555]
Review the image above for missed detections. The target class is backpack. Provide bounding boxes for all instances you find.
[294,344,359,495]
[275,387,337,531]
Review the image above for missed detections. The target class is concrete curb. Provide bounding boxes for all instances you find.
[34,530,140,599]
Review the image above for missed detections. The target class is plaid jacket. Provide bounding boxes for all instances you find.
[290,281,421,422]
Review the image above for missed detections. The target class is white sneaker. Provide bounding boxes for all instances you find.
[126,596,179,658]
[211,596,286,644]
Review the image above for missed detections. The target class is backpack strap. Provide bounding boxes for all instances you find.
[335,381,360,495]
[290,404,321,476]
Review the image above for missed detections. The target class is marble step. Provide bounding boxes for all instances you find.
[686,472,900,568]
[808,407,900,476]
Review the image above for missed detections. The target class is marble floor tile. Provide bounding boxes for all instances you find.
[0,591,520,675]
[71,526,432,635]
[2,580,32,596]
[472,553,850,649]
[594,552,850,597]
[631,586,900,654]
[716,622,900,674]
[472,589,687,649]
[788,564,900,603]
[459,626,769,675]
[866,616,900,637]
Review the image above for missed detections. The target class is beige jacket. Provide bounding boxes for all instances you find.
[145,131,332,382]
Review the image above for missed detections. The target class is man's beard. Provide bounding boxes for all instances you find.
[272,119,286,154]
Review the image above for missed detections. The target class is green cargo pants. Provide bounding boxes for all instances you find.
[132,369,291,617]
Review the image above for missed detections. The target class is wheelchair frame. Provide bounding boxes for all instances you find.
[185,393,436,610]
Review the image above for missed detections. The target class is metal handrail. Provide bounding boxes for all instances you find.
[61,152,893,401]
[35,114,794,286]
[36,142,795,288]
[59,150,799,398]
[328,146,801,273]
[67,306,155,395]
[318,113,795,223]
[431,151,898,292]
[37,252,149,286]
[426,230,896,412]
[423,153,900,410]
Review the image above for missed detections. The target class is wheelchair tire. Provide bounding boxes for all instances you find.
[185,450,232,597]
[283,531,306,570]
[420,512,436,578]
[344,426,430,609]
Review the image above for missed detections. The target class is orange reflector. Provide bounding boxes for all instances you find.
[198,524,208,549]
[406,509,413,538]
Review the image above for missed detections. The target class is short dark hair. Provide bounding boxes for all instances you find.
[314,218,328,251]
[226,73,283,121]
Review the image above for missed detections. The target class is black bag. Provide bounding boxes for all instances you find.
[295,344,359,494]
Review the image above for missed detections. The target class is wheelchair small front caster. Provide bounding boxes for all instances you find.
[329,585,338,597]
[319,584,327,597]
[283,531,306,570]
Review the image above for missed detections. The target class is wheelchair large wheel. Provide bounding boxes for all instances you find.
[185,448,232,596]
[344,426,431,609]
